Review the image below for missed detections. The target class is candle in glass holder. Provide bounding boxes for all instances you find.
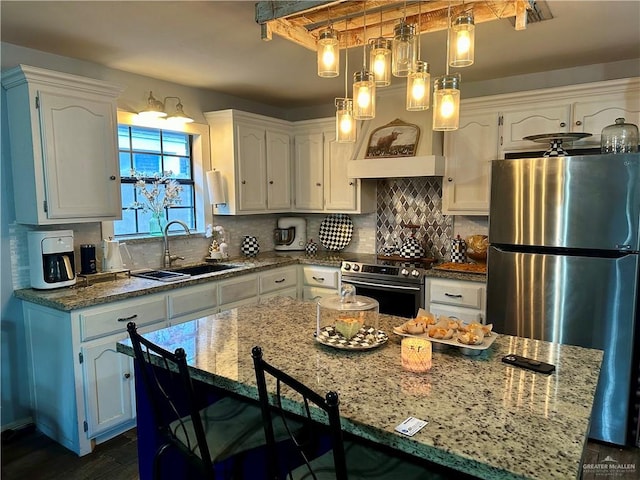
[401,338,432,372]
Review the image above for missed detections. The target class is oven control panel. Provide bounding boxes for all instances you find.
[341,262,425,281]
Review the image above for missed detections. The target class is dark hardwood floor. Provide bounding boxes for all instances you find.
[1,425,638,479]
[1,426,138,480]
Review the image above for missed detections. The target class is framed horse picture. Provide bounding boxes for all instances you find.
[365,118,420,158]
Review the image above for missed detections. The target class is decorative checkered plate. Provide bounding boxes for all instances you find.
[318,214,353,251]
[315,325,388,350]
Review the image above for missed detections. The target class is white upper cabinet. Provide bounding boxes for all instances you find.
[443,77,640,216]
[293,131,325,210]
[205,110,292,215]
[443,110,499,215]
[293,119,376,214]
[2,65,123,224]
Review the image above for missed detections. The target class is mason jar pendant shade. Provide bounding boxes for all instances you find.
[317,27,340,77]
[335,98,356,143]
[406,61,430,111]
[392,21,417,77]
[353,71,376,120]
[369,37,392,87]
[449,13,475,67]
[433,74,461,131]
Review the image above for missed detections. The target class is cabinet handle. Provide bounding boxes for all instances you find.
[316,183,322,187]
[575,120,582,126]
[117,314,138,322]
[241,180,246,185]
[123,373,131,379]
[109,175,116,180]
[275,278,285,283]
[444,293,463,298]
[349,181,354,186]
[269,180,274,184]
[448,177,453,182]
[560,122,566,128]
[312,276,325,282]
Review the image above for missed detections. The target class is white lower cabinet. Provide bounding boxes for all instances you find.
[301,265,340,300]
[22,293,167,456]
[219,274,259,311]
[427,278,486,324]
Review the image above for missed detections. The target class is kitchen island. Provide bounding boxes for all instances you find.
[117,297,602,480]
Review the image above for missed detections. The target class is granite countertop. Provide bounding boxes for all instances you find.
[14,251,485,311]
[117,297,602,480]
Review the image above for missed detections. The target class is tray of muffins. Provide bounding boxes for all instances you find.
[393,309,496,356]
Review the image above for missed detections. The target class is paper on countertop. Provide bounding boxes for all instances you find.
[395,416,428,436]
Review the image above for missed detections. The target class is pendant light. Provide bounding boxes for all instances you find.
[317,26,340,77]
[449,12,475,67]
[336,27,355,143]
[406,2,430,111]
[433,6,460,131]
[353,3,375,120]
[392,2,417,78]
[369,11,391,87]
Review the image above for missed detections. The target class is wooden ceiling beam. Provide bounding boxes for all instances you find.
[258,1,533,51]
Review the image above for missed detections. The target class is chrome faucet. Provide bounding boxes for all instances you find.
[163,220,190,268]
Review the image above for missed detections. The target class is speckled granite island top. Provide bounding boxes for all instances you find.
[14,251,484,311]
[117,297,602,480]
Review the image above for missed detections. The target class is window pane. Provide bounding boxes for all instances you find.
[162,131,189,156]
[118,125,131,149]
[167,207,194,229]
[115,209,137,236]
[176,185,194,207]
[163,155,191,178]
[133,153,162,174]
[131,127,161,153]
[121,184,135,208]
[119,152,132,176]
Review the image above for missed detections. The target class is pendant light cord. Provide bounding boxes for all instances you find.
[362,1,367,69]
[446,3,451,75]
[344,19,349,98]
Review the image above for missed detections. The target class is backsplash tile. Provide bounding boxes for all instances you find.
[376,177,453,260]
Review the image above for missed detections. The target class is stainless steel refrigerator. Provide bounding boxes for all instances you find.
[487,153,640,446]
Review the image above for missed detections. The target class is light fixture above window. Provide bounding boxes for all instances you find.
[139,91,194,124]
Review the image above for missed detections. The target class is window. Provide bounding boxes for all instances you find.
[114,125,196,236]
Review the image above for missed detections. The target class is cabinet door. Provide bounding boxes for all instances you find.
[572,93,640,144]
[38,90,120,219]
[501,104,571,152]
[266,130,292,210]
[323,130,358,211]
[236,124,267,211]
[443,111,498,215]
[82,335,134,437]
[294,133,324,210]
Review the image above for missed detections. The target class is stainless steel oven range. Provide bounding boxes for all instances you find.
[340,261,426,318]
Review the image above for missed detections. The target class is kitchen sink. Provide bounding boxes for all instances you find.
[131,263,236,282]
[170,264,236,276]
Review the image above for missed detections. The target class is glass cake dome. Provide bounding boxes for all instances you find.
[316,284,379,344]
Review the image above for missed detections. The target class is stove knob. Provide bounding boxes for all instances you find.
[352,264,360,272]
[411,269,421,277]
[401,268,409,276]
[343,263,351,270]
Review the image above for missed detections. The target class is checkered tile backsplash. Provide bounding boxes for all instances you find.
[376,177,453,260]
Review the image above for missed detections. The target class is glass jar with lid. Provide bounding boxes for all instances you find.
[601,117,639,153]
[316,284,379,343]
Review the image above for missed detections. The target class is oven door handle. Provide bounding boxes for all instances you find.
[342,279,421,292]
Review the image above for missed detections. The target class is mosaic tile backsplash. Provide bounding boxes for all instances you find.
[376,177,453,259]
[10,178,488,289]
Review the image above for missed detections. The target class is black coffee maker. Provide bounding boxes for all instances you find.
[28,230,76,289]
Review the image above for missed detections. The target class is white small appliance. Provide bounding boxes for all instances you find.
[28,230,76,289]
[274,217,307,251]
[103,238,124,271]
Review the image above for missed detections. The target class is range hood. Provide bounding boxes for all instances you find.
[347,154,445,178]
[344,92,445,178]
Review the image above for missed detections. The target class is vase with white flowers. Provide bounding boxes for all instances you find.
[129,170,183,236]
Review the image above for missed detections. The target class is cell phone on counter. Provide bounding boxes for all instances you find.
[502,354,555,374]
